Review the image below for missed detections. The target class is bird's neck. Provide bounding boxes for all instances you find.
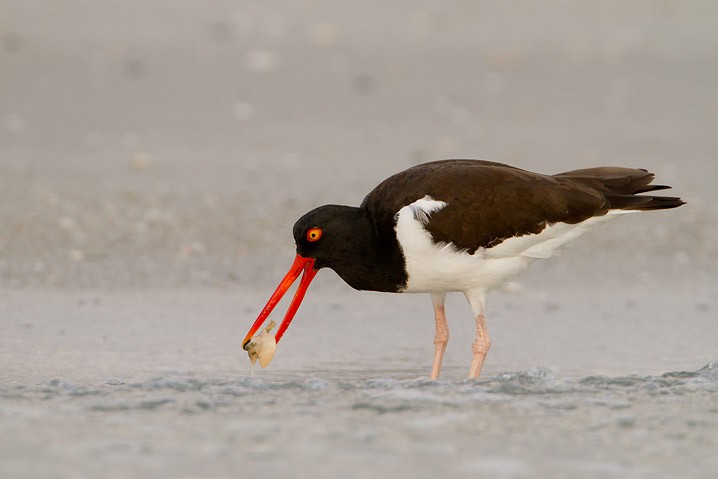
[328,208,407,293]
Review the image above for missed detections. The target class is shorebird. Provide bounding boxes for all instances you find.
[242,159,684,379]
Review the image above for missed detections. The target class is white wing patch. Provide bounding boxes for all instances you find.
[407,195,447,224]
[395,196,631,293]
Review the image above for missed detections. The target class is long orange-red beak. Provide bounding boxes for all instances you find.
[242,254,318,350]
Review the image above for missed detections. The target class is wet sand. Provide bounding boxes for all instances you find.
[2,284,717,479]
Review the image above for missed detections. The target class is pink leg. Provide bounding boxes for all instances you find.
[464,289,491,379]
[430,293,448,380]
[467,312,491,379]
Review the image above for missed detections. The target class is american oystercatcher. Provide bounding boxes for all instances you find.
[243,159,684,379]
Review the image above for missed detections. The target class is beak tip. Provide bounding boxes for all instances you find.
[242,254,318,354]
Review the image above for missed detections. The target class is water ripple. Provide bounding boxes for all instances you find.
[3,363,716,415]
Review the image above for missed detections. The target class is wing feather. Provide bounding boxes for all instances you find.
[360,159,680,254]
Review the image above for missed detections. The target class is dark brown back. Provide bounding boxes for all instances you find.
[361,160,683,253]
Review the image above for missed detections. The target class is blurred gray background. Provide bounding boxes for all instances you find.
[2,0,716,290]
[2,3,718,478]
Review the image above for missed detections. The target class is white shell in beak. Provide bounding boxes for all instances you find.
[246,320,277,369]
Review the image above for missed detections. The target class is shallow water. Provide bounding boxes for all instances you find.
[2,364,717,479]
[2,285,717,478]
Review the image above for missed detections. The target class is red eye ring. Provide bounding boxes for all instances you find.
[307,227,323,242]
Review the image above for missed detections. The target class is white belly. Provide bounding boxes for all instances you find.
[394,196,627,293]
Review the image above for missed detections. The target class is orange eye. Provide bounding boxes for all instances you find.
[306,227,323,242]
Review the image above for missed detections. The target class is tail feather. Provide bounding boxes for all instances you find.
[554,166,685,212]
[636,183,672,193]
[626,195,685,211]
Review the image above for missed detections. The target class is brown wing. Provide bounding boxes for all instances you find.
[361,160,681,254]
